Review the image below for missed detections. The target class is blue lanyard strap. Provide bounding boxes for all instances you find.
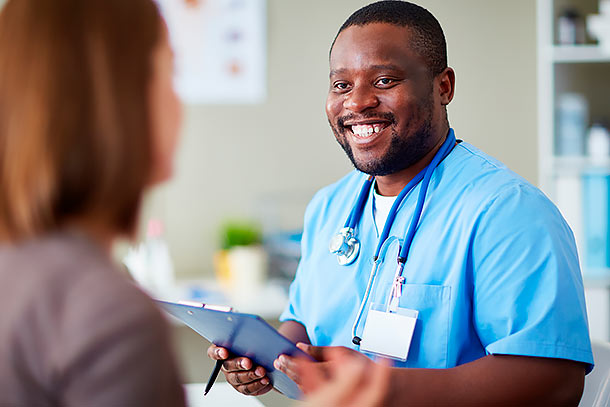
[398,130,456,263]
[374,129,457,261]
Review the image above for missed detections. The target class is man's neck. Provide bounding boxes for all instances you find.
[375,129,449,197]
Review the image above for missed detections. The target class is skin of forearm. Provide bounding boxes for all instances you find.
[384,354,585,407]
[278,321,311,345]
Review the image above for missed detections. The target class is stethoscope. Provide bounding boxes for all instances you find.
[328,129,457,345]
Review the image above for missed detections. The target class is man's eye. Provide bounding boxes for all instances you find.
[333,82,350,91]
[376,78,395,87]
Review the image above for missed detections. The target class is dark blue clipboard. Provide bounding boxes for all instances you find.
[156,300,310,400]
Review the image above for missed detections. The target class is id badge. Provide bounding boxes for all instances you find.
[359,303,418,361]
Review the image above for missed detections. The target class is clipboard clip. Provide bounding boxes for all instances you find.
[178,300,233,312]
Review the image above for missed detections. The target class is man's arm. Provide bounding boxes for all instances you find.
[386,354,585,406]
[282,346,585,406]
[278,320,310,344]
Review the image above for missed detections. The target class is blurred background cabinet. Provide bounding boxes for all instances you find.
[537,0,610,341]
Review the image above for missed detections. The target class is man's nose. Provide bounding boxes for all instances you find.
[344,86,379,112]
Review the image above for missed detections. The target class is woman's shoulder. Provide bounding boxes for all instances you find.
[0,230,167,342]
[0,231,146,306]
[0,231,184,406]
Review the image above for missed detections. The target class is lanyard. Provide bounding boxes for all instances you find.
[350,129,457,344]
[385,130,456,311]
[344,131,456,238]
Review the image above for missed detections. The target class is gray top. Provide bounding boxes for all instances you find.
[0,231,186,407]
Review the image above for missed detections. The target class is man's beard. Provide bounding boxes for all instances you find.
[331,109,435,177]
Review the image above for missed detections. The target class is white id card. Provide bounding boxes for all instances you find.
[359,303,418,361]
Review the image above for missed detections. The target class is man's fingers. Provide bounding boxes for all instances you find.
[274,354,302,385]
[250,382,274,396]
[297,343,354,363]
[224,367,267,386]
[207,345,229,360]
[222,357,253,372]
[295,358,327,393]
[205,346,272,396]
[235,378,272,396]
[308,357,370,406]
[297,342,326,361]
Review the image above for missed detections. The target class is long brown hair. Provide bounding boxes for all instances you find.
[0,0,162,241]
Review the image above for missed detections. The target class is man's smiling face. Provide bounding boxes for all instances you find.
[326,23,439,176]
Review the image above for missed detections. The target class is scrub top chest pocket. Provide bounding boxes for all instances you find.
[396,283,451,368]
[364,237,452,368]
[367,280,451,368]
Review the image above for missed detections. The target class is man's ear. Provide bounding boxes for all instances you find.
[437,67,455,106]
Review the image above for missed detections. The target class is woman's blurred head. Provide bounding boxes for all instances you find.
[0,0,181,242]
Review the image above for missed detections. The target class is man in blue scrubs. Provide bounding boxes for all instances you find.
[209,1,594,404]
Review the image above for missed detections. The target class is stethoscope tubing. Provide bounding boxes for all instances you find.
[344,176,374,229]
[351,260,380,344]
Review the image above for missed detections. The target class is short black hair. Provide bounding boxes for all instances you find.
[331,1,447,76]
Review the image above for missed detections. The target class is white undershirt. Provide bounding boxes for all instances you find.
[373,184,397,233]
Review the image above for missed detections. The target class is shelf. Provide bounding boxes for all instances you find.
[552,45,610,63]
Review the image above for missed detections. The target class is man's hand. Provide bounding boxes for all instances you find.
[206,344,273,396]
[273,343,390,407]
[273,343,374,391]
[299,346,390,407]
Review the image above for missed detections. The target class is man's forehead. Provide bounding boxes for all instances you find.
[330,64,404,77]
[332,23,413,51]
[329,24,424,75]
[330,23,416,62]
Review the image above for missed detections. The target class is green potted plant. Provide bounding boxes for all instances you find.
[214,220,267,302]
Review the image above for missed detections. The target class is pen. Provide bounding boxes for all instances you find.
[204,359,223,396]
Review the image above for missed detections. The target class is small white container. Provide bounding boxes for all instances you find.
[558,9,586,44]
[587,1,610,53]
[587,123,610,165]
[227,245,268,305]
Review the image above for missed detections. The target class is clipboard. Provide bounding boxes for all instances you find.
[156,300,310,400]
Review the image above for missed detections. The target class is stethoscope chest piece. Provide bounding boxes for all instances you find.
[329,227,360,266]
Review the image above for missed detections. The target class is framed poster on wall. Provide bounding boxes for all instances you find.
[156,0,267,104]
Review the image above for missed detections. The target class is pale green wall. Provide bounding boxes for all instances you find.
[148,0,538,276]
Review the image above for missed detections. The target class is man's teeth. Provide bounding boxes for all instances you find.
[351,124,382,137]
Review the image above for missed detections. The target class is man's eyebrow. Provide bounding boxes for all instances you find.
[369,64,404,72]
[329,68,347,78]
[329,64,405,78]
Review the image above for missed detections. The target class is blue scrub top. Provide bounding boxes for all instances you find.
[280,136,594,372]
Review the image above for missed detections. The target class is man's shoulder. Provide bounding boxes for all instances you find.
[309,170,367,206]
[301,170,368,228]
[448,142,558,218]
[451,142,541,197]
